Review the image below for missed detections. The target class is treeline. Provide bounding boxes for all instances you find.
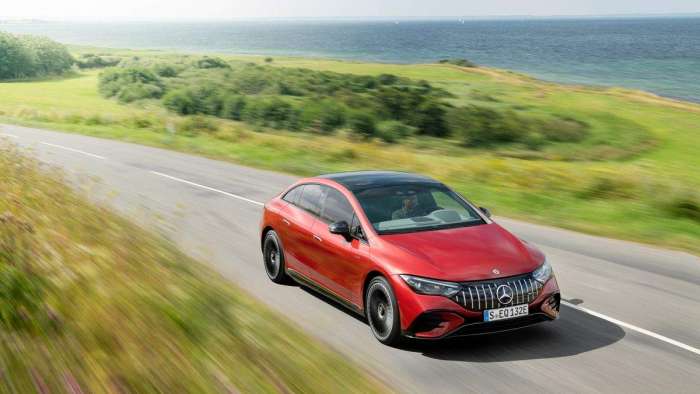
[0,32,73,79]
[98,56,588,148]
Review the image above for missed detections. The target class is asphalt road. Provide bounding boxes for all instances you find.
[3,124,699,393]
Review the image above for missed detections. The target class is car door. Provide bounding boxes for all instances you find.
[279,184,322,278]
[309,186,372,306]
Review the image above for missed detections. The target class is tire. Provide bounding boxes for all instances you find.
[365,276,402,346]
[262,230,290,284]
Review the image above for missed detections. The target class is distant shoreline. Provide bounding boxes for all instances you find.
[3,18,699,102]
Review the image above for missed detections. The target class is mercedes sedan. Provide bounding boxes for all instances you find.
[260,171,560,345]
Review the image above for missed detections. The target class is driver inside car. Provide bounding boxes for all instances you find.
[392,192,423,220]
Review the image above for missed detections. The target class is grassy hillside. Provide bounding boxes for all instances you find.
[0,143,383,392]
[1,47,699,254]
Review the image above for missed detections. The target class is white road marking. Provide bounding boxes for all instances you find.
[39,142,106,160]
[0,133,19,138]
[562,300,700,356]
[150,171,264,207]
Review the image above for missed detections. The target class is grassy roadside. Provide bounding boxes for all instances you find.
[0,47,699,255]
[0,143,384,392]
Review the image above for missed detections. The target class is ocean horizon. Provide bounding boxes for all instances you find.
[2,17,699,102]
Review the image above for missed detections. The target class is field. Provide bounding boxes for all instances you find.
[1,46,699,254]
[0,143,383,392]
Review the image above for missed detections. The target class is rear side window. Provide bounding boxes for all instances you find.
[297,184,324,216]
[282,185,303,204]
[320,187,354,224]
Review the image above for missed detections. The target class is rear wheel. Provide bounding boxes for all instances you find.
[263,230,290,284]
[366,276,402,345]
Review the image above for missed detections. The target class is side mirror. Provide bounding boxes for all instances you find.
[479,207,492,218]
[329,221,351,240]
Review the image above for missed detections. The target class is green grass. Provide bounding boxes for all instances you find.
[1,47,699,254]
[0,143,384,392]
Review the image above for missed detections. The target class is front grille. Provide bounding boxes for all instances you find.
[451,273,543,311]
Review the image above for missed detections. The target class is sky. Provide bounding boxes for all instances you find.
[2,0,700,20]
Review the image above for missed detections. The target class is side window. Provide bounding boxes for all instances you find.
[320,187,354,224]
[351,213,366,241]
[297,184,324,216]
[282,185,303,205]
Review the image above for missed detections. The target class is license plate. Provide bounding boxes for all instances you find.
[484,304,529,322]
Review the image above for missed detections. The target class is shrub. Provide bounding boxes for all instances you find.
[220,95,247,120]
[348,111,377,139]
[539,116,589,142]
[117,83,164,103]
[377,74,398,85]
[438,58,477,68]
[661,189,700,222]
[99,67,164,102]
[163,90,198,115]
[448,105,528,147]
[179,116,218,135]
[265,57,274,63]
[377,121,416,143]
[523,132,546,150]
[154,64,178,77]
[412,101,449,137]
[241,97,297,129]
[195,57,230,69]
[76,54,120,69]
[299,100,346,133]
[577,172,638,199]
[0,265,44,330]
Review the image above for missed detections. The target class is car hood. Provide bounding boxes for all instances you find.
[380,223,541,281]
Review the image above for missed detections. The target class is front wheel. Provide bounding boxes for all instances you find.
[263,230,290,284]
[365,276,402,346]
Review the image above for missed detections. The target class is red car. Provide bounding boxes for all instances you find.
[260,171,560,345]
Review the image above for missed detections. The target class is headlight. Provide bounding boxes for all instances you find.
[400,275,461,297]
[532,260,553,284]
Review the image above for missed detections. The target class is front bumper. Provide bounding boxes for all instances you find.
[390,274,560,340]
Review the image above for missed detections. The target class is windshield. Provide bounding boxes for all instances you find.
[353,183,485,234]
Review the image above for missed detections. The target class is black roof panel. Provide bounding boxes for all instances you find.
[318,171,441,192]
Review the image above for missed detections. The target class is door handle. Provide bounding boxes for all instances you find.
[282,218,290,226]
[313,234,323,242]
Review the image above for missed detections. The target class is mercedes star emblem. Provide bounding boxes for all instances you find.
[496,284,514,305]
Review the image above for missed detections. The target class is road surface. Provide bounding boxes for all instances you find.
[2,124,699,393]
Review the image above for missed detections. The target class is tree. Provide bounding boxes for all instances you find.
[0,32,35,79]
[19,36,74,75]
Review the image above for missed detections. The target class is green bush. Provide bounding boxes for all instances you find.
[412,101,449,137]
[179,116,218,135]
[99,67,164,103]
[154,64,179,77]
[377,74,398,85]
[523,132,547,150]
[76,54,120,69]
[220,95,247,120]
[662,190,700,222]
[163,89,198,115]
[539,117,589,142]
[241,97,297,129]
[0,265,44,330]
[117,83,164,103]
[438,58,477,68]
[348,111,377,139]
[448,105,528,147]
[195,57,230,69]
[299,100,346,133]
[377,121,416,143]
